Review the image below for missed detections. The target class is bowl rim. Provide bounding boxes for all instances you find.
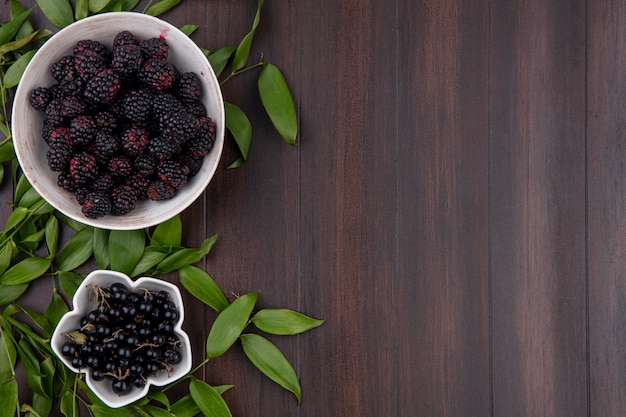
[12,11,224,230]
[50,270,192,408]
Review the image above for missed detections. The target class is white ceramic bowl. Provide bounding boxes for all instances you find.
[12,12,224,230]
[50,270,192,408]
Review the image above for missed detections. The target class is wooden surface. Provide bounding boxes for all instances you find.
[3,0,626,416]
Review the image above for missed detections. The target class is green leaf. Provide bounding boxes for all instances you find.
[224,101,252,160]
[20,228,44,244]
[120,0,141,11]
[144,406,175,417]
[17,187,43,209]
[0,283,28,305]
[60,390,78,417]
[109,229,146,275]
[206,292,257,358]
[44,289,69,330]
[44,215,59,258]
[129,248,167,277]
[30,380,54,414]
[0,29,40,57]
[231,0,263,72]
[90,403,140,417]
[0,165,4,185]
[156,234,217,274]
[146,390,170,409]
[179,265,228,313]
[0,141,15,163]
[0,330,17,383]
[179,24,198,36]
[55,227,94,271]
[0,7,33,45]
[7,304,51,335]
[93,227,110,270]
[34,0,74,28]
[189,378,232,417]
[58,271,83,299]
[251,308,324,335]
[4,207,29,232]
[207,45,236,78]
[240,333,301,403]
[0,244,13,276]
[144,0,181,16]
[169,395,200,417]
[0,257,51,285]
[75,0,88,20]
[227,156,245,169]
[11,0,35,39]
[16,339,45,396]
[258,63,298,145]
[0,379,18,417]
[88,0,111,12]
[4,49,36,88]
[151,215,181,246]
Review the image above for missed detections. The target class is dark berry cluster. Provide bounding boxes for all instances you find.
[60,283,183,395]
[29,31,217,219]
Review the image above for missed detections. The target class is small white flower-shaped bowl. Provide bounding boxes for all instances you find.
[51,270,192,408]
[12,12,224,230]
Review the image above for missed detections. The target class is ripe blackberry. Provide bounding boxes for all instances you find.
[60,95,87,118]
[30,87,50,111]
[157,160,187,188]
[121,125,149,158]
[119,89,153,122]
[57,171,79,192]
[51,55,77,83]
[177,152,203,177]
[127,173,152,199]
[69,115,97,146]
[73,40,108,57]
[92,129,120,163]
[186,100,207,118]
[81,191,111,219]
[133,154,156,176]
[108,155,133,178]
[148,135,179,160]
[177,72,201,103]
[83,69,121,105]
[186,116,216,157]
[69,151,98,185]
[94,110,120,130]
[110,185,138,215]
[111,44,143,76]
[152,93,183,122]
[140,37,168,61]
[45,98,66,126]
[46,126,70,146]
[139,59,175,91]
[74,187,91,206]
[160,111,198,145]
[46,141,72,171]
[146,179,176,201]
[113,31,138,48]
[74,50,107,79]
[92,172,115,194]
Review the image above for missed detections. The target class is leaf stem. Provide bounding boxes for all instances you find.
[220,61,265,86]
[161,357,210,392]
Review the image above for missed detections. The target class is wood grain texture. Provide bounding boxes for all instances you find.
[3,0,626,416]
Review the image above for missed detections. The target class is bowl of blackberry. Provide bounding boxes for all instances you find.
[12,12,224,230]
[51,270,192,408]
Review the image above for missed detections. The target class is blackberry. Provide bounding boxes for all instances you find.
[30,87,50,111]
[94,110,120,130]
[133,154,156,176]
[74,187,91,206]
[73,40,108,57]
[45,98,66,126]
[51,56,77,83]
[57,171,79,192]
[186,100,207,118]
[146,179,176,201]
[69,115,97,146]
[42,120,57,143]
[108,155,133,178]
[186,116,216,157]
[148,135,179,160]
[127,173,152,199]
[110,185,138,215]
[113,31,138,48]
[80,191,111,219]
[69,151,98,185]
[46,126,70,146]
[139,59,175,91]
[157,160,187,188]
[121,125,149,158]
[119,89,153,122]
[111,44,143,76]
[74,50,107,79]
[160,111,198,145]
[140,37,168,61]
[83,69,121,105]
[60,95,87,118]
[92,129,119,163]
[92,172,115,194]
[46,141,72,171]
[152,93,182,122]
[177,72,201,103]
[178,152,203,177]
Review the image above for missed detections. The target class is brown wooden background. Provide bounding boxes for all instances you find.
[3,0,626,416]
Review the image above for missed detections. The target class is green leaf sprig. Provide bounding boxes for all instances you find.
[0,1,316,416]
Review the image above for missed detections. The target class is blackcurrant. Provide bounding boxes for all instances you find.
[111,378,130,394]
[61,342,76,358]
